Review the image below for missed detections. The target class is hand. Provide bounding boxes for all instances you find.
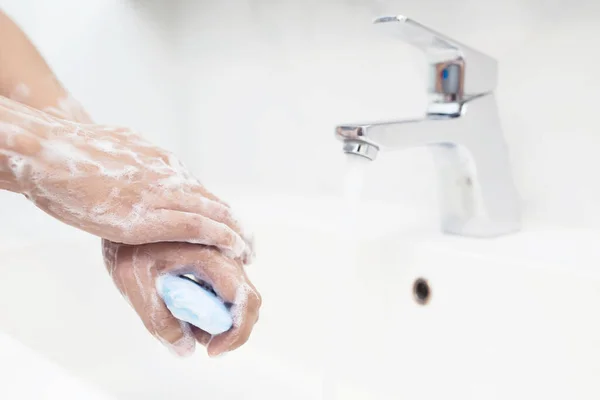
[102,240,262,357]
[0,99,253,260]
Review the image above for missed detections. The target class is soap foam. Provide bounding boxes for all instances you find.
[231,283,251,328]
[0,97,251,255]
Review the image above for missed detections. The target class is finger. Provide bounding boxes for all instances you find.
[161,245,262,356]
[239,227,255,265]
[187,186,255,264]
[169,193,255,264]
[167,194,243,237]
[191,185,229,207]
[125,210,246,259]
[113,247,196,357]
[191,326,212,347]
[207,282,262,357]
[173,246,242,302]
[182,254,262,357]
[153,245,261,356]
[223,205,255,265]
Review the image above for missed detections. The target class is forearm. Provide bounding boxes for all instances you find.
[0,10,91,122]
[0,9,94,192]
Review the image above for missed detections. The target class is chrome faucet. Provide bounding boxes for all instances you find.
[336,15,520,237]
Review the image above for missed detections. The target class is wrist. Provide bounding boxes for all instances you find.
[0,135,40,194]
[0,98,43,193]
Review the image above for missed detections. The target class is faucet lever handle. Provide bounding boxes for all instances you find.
[375,15,497,101]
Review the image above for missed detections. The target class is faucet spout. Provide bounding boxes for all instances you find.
[337,94,521,237]
[342,140,380,160]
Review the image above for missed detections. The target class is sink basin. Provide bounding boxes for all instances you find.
[0,331,115,399]
[1,193,600,399]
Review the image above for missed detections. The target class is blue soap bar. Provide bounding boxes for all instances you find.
[156,274,233,335]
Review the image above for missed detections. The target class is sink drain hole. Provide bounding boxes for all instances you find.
[413,278,431,305]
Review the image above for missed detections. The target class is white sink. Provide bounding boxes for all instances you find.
[0,331,115,399]
[1,193,600,399]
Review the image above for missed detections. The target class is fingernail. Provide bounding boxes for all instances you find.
[173,344,195,358]
[207,345,228,359]
[229,207,256,255]
[169,336,196,358]
[243,245,256,265]
[222,234,246,259]
[233,234,247,259]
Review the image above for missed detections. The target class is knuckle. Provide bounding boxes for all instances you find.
[248,289,262,310]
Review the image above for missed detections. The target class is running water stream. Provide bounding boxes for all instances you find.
[322,154,371,399]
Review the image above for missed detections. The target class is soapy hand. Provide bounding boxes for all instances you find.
[102,240,262,357]
[0,97,253,260]
[0,9,261,361]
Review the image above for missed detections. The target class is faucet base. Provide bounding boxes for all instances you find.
[431,140,521,238]
[442,216,521,238]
